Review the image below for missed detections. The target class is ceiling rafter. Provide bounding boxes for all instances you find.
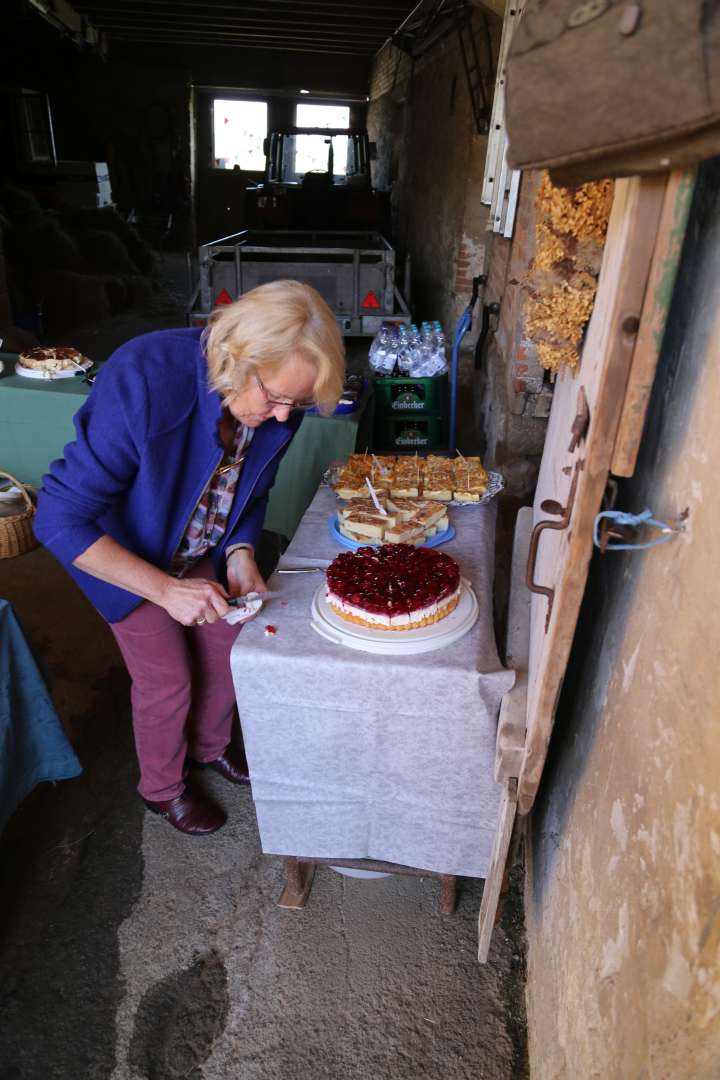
[93,26,384,47]
[110,34,372,55]
[78,0,409,11]
[71,0,421,56]
[84,12,402,32]
[85,15,386,37]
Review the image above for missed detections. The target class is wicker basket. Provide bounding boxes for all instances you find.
[0,471,39,559]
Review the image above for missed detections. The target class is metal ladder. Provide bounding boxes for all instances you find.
[455,6,493,135]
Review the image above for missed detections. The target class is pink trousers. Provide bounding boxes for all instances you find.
[109,558,241,801]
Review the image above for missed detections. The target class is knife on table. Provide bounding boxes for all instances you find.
[227,591,284,608]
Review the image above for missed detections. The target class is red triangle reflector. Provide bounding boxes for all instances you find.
[216,289,233,305]
[360,290,381,310]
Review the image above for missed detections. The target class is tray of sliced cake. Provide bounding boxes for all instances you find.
[327,453,503,506]
[329,495,454,549]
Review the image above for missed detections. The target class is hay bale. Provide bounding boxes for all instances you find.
[96,207,156,275]
[38,270,112,333]
[17,219,85,273]
[0,185,43,228]
[102,274,129,314]
[0,326,39,352]
[119,274,154,308]
[80,229,138,275]
[61,206,156,275]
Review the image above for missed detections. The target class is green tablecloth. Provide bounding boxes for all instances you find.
[0,363,370,541]
[0,366,90,488]
[263,400,370,538]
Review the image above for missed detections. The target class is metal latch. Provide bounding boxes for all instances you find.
[593,508,688,552]
[526,459,584,631]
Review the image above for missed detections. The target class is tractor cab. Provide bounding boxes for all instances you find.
[246,127,386,230]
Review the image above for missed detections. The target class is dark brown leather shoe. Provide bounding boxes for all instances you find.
[191,743,250,786]
[142,788,226,835]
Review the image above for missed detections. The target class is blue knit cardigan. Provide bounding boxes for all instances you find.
[33,328,302,623]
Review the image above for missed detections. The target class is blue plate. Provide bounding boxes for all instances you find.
[328,513,455,551]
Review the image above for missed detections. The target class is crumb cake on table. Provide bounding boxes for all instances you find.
[325,544,461,631]
[18,345,88,372]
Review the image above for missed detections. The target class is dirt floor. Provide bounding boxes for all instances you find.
[0,263,528,1080]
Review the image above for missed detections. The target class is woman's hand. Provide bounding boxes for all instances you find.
[226,548,267,598]
[158,576,231,626]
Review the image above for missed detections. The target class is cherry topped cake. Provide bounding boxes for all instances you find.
[325,544,461,631]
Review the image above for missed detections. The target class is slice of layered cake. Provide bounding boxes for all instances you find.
[451,457,489,502]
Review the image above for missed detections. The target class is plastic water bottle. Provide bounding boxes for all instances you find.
[385,323,399,375]
[415,323,435,376]
[369,324,396,376]
[405,324,420,377]
[396,324,412,376]
[431,321,448,375]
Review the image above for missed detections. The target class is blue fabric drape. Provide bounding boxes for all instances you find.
[0,599,82,833]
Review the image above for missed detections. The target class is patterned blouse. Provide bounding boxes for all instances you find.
[169,423,254,577]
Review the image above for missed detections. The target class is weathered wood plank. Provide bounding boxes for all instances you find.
[611,168,697,477]
[477,779,518,962]
[469,0,507,17]
[277,857,316,909]
[495,506,532,783]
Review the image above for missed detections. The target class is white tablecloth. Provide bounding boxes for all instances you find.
[230,485,514,877]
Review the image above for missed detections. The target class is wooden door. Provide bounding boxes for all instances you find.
[478,170,695,960]
[519,174,667,814]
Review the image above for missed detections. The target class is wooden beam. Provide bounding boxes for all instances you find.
[27,0,104,49]
[277,857,316,909]
[494,506,531,783]
[477,779,517,962]
[468,0,507,19]
[611,168,697,477]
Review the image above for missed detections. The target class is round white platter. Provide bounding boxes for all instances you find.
[310,579,479,655]
[15,359,92,380]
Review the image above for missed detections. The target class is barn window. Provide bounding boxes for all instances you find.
[212,99,267,170]
[294,103,350,177]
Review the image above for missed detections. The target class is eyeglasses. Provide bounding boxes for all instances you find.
[255,374,316,412]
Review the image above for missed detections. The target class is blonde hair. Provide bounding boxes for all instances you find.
[203,280,345,414]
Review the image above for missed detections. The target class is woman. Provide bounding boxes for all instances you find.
[34,280,345,836]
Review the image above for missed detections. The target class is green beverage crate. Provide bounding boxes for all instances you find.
[373,373,448,416]
[373,413,447,453]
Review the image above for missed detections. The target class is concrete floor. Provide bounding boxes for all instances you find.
[0,266,528,1080]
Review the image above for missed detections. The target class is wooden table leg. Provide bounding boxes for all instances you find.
[277,856,316,909]
[439,874,458,914]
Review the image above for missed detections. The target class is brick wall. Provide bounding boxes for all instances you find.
[486,170,551,415]
[367,17,550,488]
[369,43,411,102]
[368,24,497,332]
